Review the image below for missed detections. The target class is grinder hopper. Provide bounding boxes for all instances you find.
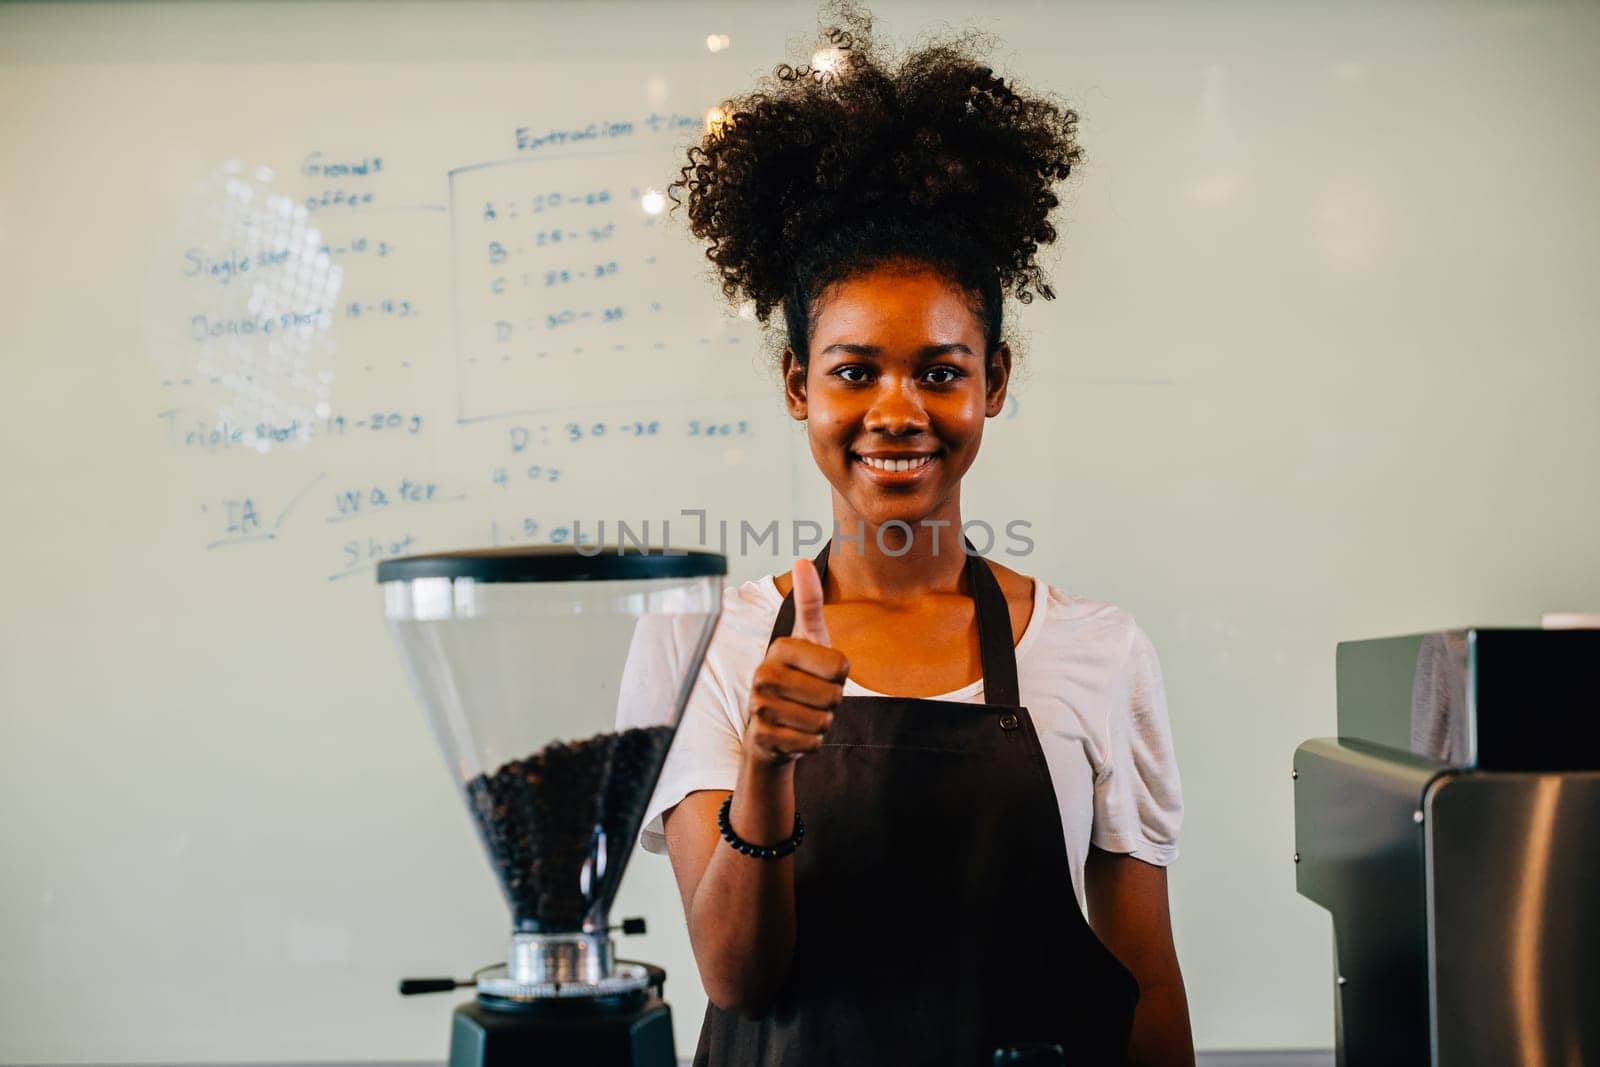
[379,546,724,1004]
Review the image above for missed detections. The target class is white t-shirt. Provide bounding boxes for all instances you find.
[619,572,1183,910]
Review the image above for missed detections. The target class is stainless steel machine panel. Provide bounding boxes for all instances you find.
[1426,771,1600,1066]
[1336,629,1599,772]
[1294,738,1445,1066]
[1302,627,1600,1065]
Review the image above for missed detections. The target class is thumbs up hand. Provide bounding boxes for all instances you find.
[789,557,831,647]
[742,558,850,769]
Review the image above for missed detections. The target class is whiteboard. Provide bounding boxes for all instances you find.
[3,1,1598,1060]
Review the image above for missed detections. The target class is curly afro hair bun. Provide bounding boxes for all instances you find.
[673,2,1083,361]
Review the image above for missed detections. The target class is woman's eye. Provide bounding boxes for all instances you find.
[830,366,962,384]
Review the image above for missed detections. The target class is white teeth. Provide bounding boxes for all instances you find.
[860,455,933,472]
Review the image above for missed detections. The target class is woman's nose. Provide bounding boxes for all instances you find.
[863,378,929,433]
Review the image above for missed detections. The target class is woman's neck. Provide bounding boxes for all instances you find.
[821,497,969,603]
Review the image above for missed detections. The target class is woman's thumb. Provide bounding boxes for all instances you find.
[791,558,831,647]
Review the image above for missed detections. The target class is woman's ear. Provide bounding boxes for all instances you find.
[985,342,1012,417]
[781,346,809,420]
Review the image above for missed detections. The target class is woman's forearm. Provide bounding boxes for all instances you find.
[1126,978,1195,1066]
[684,762,799,1016]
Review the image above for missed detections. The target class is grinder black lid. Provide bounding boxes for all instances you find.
[377,545,726,584]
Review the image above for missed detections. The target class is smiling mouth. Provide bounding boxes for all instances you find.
[852,453,938,477]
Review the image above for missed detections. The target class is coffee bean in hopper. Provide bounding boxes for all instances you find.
[464,725,676,931]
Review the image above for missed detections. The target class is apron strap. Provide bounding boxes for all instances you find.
[767,536,1022,708]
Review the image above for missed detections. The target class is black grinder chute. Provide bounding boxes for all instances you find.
[379,546,726,1067]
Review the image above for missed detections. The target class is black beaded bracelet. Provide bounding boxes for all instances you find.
[717,794,805,859]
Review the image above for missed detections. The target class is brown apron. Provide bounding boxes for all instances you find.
[693,538,1140,1066]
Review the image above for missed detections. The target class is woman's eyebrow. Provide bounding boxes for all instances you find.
[818,342,976,358]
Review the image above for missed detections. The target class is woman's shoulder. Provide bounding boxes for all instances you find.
[991,560,1141,633]
[708,574,785,645]
[982,557,1038,612]
[728,572,784,611]
[996,564,1153,675]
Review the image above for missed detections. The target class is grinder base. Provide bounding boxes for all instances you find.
[447,991,675,1067]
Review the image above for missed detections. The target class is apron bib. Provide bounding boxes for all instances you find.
[694,539,1139,1066]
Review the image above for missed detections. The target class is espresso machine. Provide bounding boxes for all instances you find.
[1294,627,1600,1065]
[378,546,726,1066]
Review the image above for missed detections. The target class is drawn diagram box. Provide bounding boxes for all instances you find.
[449,150,757,424]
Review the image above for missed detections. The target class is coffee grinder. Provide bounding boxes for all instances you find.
[378,546,726,1066]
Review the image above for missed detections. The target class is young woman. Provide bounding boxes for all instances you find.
[636,11,1191,1064]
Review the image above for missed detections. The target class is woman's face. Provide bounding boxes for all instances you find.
[783,265,1011,533]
